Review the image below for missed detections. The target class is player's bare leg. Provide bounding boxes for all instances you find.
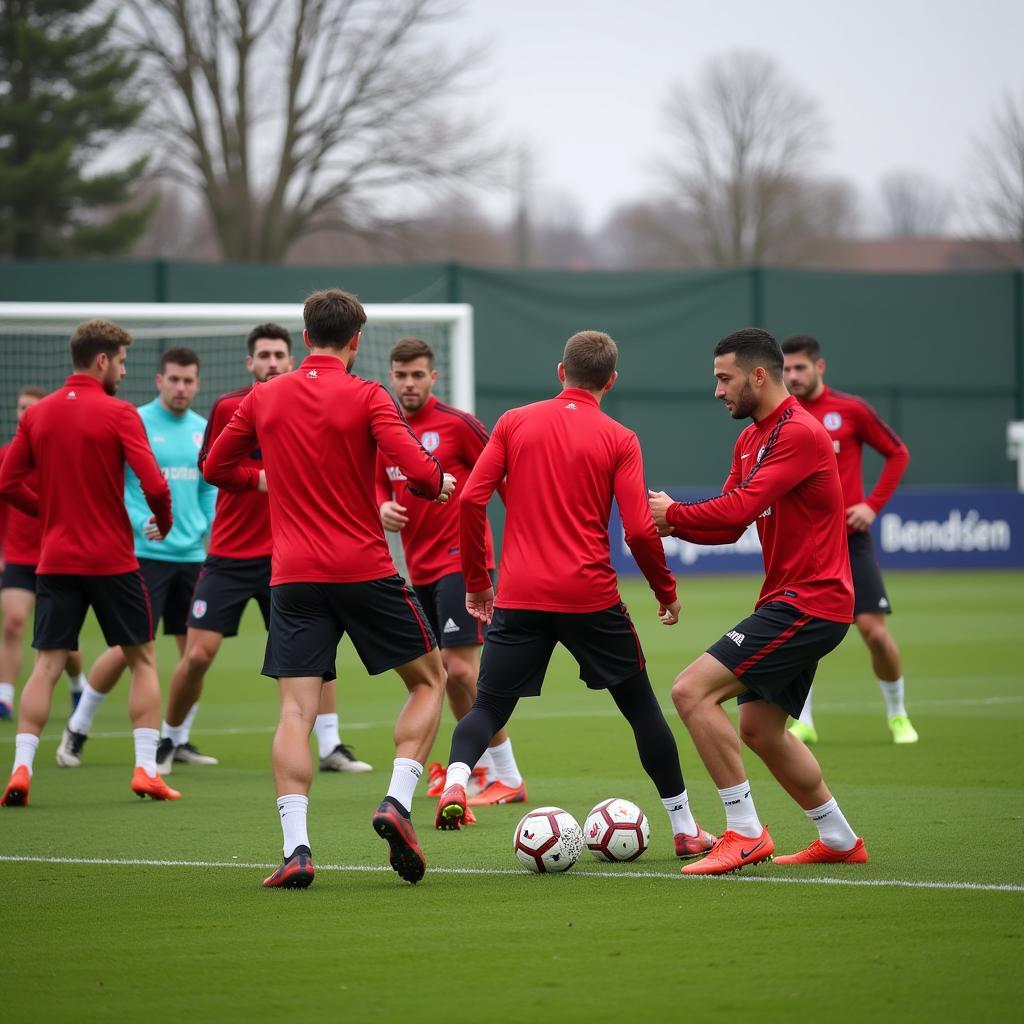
[120,642,179,799]
[856,612,917,743]
[165,627,223,726]
[315,680,372,773]
[0,587,33,718]
[371,648,445,884]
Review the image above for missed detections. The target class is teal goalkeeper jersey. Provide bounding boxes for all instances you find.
[125,399,216,563]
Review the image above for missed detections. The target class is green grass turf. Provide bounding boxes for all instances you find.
[1,570,1022,1022]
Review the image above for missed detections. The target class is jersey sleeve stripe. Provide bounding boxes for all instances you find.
[433,401,490,444]
[829,389,904,446]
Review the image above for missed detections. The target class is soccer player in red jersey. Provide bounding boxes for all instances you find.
[782,334,918,745]
[0,320,179,805]
[203,290,454,888]
[377,337,526,811]
[649,328,867,872]
[157,324,369,775]
[435,331,716,861]
[0,387,87,721]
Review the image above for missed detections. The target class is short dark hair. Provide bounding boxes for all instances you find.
[303,289,367,349]
[781,334,823,360]
[389,337,434,366]
[69,319,133,370]
[562,330,618,390]
[246,323,292,355]
[18,386,45,401]
[714,327,783,381]
[159,347,200,373]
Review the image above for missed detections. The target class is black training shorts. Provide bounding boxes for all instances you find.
[413,570,496,649]
[139,558,202,636]
[707,601,850,719]
[848,531,892,617]
[262,575,437,682]
[34,571,154,651]
[188,554,272,637]
[0,562,37,593]
[477,602,646,699]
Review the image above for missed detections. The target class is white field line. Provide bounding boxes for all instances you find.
[2,694,1021,745]
[0,854,1020,893]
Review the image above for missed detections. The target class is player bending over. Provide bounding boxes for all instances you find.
[204,290,454,889]
[650,328,867,873]
[378,337,526,816]
[435,331,716,861]
[0,320,179,806]
[0,387,86,720]
[782,333,917,745]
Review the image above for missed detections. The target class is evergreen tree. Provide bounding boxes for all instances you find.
[0,0,152,259]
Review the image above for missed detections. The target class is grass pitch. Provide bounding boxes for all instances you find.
[2,571,1022,1023]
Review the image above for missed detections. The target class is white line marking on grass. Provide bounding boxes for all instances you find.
[1,855,1020,893]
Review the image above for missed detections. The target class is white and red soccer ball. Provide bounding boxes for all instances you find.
[512,806,584,873]
[584,798,649,862]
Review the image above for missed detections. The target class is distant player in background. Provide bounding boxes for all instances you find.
[204,289,453,889]
[57,348,217,768]
[378,337,526,813]
[0,387,86,720]
[158,324,369,775]
[0,320,179,805]
[650,328,866,872]
[435,331,716,862]
[782,334,918,745]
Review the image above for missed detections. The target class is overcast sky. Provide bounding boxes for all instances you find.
[448,0,1023,231]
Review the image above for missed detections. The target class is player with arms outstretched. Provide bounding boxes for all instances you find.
[782,334,917,745]
[435,331,715,861]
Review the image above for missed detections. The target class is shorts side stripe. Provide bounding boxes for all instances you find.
[622,605,644,671]
[401,583,432,654]
[733,613,812,677]
[135,570,155,642]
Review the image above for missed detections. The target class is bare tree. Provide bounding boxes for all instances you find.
[659,51,854,265]
[969,92,1024,253]
[879,172,949,237]
[116,0,498,261]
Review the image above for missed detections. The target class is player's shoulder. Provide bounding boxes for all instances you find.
[825,387,875,415]
[211,385,252,409]
[784,403,827,438]
[432,400,489,440]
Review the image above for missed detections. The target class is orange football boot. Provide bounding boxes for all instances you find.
[681,826,774,875]
[674,824,717,860]
[130,766,181,801]
[435,783,467,830]
[466,779,527,807]
[425,761,446,798]
[1,765,31,807]
[774,837,868,865]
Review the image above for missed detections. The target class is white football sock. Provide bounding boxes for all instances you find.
[68,682,107,735]
[277,793,310,857]
[386,758,423,813]
[161,720,188,746]
[486,738,522,787]
[180,702,200,744]
[806,797,858,851]
[443,761,471,792]
[313,713,341,759]
[14,733,39,775]
[0,682,14,706]
[661,789,698,837]
[797,687,815,728]
[133,728,160,775]
[879,677,906,718]
[718,780,763,838]
[67,672,86,694]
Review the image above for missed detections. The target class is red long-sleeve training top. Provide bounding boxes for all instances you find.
[666,396,853,623]
[0,375,172,575]
[375,394,496,586]
[0,443,41,564]
[460,387,677,613]
[197,386,272,559]
[796,385,909,533]
[202,354,444,585]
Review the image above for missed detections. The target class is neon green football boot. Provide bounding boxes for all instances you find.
[788,720,818,745]
[888,714,919,744]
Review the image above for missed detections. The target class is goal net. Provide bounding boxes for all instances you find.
[0,301,475,441]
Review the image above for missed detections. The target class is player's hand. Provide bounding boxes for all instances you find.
[846,502,876,532]
[435,472,457,505]
[658,599,681,626]
[648,490,674,536]
[257,469,268,493]
[465,587,494,625]
[145,516,167,541]
[380,500,409,532]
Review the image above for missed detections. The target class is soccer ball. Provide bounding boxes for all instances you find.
[584,798,650,862]
[513,806,584,874]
